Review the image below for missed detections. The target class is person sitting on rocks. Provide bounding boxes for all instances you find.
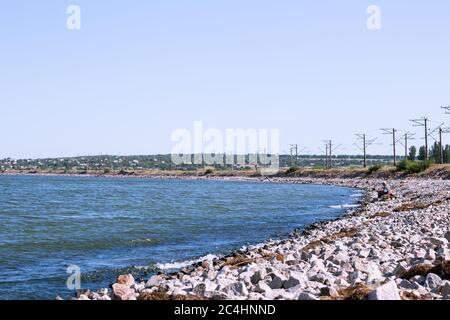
[377,182,395,200]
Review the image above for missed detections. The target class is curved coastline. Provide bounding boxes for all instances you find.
[64,176,450,301]
[1,172,449,300]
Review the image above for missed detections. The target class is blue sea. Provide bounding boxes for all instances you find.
[0,175,360,300]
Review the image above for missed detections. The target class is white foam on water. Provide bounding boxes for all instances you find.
[156,253,219,270]
[350,193,364,198]
[330,204,359,209]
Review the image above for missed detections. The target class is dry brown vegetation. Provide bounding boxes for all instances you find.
[337,283,372,300]
[400,260,450,280]
[393,202,429,212]
[369,211,391,219]
[138,292,207,300]
[302,228,360,252]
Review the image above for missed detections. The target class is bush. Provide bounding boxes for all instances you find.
[368,164,383,174]
[396,160,433,174]
[286,166,299,175]
[204,168,214,175]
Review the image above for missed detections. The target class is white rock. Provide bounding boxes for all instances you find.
[368,281,401,300]
[145,275,164,288]
[358,249,370,258]
[248,292,264,300]
[414,248,426,259]
[256,281,273,294]
[424,273,443,292]
[425,248,436,261]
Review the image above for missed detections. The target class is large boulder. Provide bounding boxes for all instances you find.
[368,281,401,300]
[112,283,136,300]
[117,274,135,287]
[145,275,164,288]
[424,273,443,292]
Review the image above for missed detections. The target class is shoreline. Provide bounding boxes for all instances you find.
[64,176,450,301]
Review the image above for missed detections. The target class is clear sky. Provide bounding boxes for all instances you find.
[1,1,450,158]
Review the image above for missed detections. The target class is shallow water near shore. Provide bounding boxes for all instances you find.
[0,175,360,300]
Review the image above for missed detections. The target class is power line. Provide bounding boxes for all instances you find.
[410,117,429,160]
[381,128,398,166]
[289,144,298,167]
[395,132,415,159]
[430,125,450,164]
[354,134,377,168]
[322,140,341,169]
[322,140,330,168]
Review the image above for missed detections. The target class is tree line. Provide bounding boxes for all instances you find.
[407,143,450,163]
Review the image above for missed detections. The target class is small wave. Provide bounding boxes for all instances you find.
[330,204,359,209]
[156,254,218,270]
[130,238,160,245]
[350,193,364,198]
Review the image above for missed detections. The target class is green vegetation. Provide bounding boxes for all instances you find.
[204,168,214,175]
[408,146,417,161]
[368,164,383,174]
[418,146,427,161]
[286,166,299,174]
[396,159,433,174]
[0,154,401,172]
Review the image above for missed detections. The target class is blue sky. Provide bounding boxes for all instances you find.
[1,1,450,158]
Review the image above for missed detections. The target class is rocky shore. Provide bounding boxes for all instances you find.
[71,177,450,301]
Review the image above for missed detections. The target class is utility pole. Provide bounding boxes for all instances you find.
[440,128,450,164]
[410,117,429,160]
[290,144,298,167]
[328,140,332,169]
[381,128,398,166]
[430,126,450,164]
[289,147,293,167]
[322,140,330,168]
[442,105,450,114]
[322,140,340,169]
[399,132,415,159]
[354,134,377,168]
[440,128,444,164]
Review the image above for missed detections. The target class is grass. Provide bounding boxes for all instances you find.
[396,160,433,174]
[204,168,214,175]
[285,166,299,175]
[368,164,384,174]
